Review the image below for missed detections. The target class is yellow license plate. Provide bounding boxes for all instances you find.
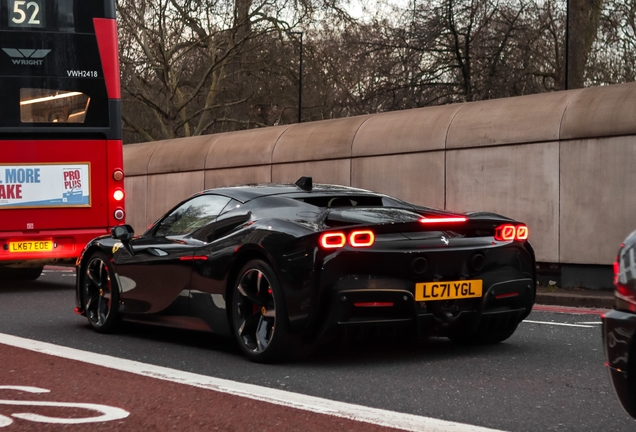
[9,241,53,253]
[415,280,482,301]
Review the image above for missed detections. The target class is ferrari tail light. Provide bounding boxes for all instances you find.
[349,230,375,247]
[516,225,529,240]
[494,224,529,241]
[320,232,346,249]
[419,217,467,224]
[319,230,376,249]
[495,292,519,300]
[354,302,394,307]
[495,224,516,241]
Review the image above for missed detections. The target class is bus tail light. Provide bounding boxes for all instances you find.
[494,224,529,241]
[114,209,125,221]
[113,189,125,201]
[113,169,124,182]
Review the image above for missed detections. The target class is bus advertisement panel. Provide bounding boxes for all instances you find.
[0,0,125,280]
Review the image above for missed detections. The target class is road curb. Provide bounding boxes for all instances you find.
[535,289,614,310]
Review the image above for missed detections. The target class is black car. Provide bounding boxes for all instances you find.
[75,177,536,362]
[603,230,636,418]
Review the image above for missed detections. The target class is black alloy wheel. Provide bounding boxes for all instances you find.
[231,259,289,363]
[82,252,120,333]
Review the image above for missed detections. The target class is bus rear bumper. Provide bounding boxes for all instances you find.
[0,228,109,267]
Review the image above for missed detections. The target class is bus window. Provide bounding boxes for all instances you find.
[20,88,90,123]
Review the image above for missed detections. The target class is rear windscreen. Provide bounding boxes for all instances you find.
[20,88,90,123]
[295,196,403,208]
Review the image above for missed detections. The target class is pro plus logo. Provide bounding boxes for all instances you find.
[2,48,50,65]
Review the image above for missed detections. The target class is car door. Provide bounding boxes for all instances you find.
[113,194,232,314]
[187,203,251,336]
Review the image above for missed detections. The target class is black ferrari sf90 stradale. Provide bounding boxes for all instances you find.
[75,177,536,362]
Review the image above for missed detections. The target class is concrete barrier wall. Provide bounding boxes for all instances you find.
[123,82,636,266]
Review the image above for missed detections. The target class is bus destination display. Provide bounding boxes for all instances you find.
[7,0,45,29]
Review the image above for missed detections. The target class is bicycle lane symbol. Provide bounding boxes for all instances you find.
[0,386,129,427]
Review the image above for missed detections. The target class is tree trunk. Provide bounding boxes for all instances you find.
[234,0,253,43]
[567,0,603,89]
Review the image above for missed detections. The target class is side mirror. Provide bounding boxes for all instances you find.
[111,224,135,241]
[111,225,135,256]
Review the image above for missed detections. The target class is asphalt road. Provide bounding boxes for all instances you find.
[0,268,634,431]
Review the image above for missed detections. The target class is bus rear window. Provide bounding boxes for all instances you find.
[20,88,90,123]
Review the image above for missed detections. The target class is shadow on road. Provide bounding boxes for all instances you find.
[72,315,529,367]
[0,270,76,293]
[0,280,75,293]
[305,334,530,367]
[76,320,243,357]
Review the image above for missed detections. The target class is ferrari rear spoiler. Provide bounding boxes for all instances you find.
[324,207,512,235]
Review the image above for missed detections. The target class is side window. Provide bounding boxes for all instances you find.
[154,195,231,237]
[190,199,245,242]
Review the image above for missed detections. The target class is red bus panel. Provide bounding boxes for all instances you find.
[0,0,123,273]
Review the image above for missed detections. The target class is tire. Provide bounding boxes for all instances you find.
[449,322,519,345]
[231,259,291,363]
[0,267,43,281]
[80,252,121,333]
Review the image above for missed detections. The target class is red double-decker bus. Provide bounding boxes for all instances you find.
[0,0,124,280]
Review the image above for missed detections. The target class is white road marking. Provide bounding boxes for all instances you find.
[523,320,594,328]
[576,322,602,325]
[0,387,48,394]
[0,333,502,432]
[0,386,129,426]
[1,401,128,425]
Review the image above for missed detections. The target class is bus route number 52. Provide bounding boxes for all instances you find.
[8,0,45,28]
